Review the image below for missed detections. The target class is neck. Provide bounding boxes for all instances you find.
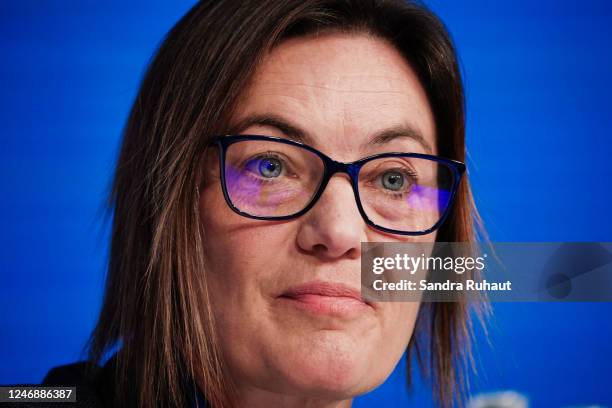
[234,385,354,408]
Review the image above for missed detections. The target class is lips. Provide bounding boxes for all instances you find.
[278,280,372,317]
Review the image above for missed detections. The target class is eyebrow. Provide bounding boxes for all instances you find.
[368,124,433,154]
[228,113,433,154]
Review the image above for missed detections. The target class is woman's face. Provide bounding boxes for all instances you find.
[199,33,437,405]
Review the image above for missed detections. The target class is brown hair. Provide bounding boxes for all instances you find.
[88,1,486,407]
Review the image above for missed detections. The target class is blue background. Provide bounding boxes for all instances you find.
[1,1,611,406]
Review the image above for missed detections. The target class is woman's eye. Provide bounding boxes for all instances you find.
[251,157,283,178]
[381,171,406,191]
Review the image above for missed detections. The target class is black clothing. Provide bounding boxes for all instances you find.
[2,357,206,407]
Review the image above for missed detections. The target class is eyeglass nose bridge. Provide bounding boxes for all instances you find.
[313,155,367,204]
[308,156,365,218]
[322,158,361,183]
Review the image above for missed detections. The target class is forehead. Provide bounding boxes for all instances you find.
[230,33,436,158]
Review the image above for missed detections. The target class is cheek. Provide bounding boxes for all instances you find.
[378,302,420,360]
[364,237,428,366]
[198,196,293,329]
[341,302,419,392]
[198,181,294,275]
[197,183,298,338]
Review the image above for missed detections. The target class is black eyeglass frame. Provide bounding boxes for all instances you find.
[212,134,466,236]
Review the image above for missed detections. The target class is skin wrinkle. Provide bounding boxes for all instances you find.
[200,33,436,408]
[258,82,412,93]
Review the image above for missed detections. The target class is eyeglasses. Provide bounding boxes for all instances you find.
[211,134,465,235]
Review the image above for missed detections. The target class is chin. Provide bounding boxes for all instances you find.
[276,344,382,398]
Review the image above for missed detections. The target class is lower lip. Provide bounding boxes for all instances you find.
[278,294,371,318]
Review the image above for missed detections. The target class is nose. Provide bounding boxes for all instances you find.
[295,174,367,260]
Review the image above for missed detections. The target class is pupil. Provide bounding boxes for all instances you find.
[259,158,281,177]
[383,172,403,190]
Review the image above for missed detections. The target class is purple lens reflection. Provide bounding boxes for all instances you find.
[407,184,451,213]
[224,163,313,216]
[225,164,263,205]
[225,166,295,215]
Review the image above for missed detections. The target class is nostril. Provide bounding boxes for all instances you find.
[310,242,360,260]
[312,243,328,255]
[343,247,360,260]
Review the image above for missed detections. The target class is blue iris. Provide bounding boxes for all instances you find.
[259,157,282,178]
[381,171,404,191]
